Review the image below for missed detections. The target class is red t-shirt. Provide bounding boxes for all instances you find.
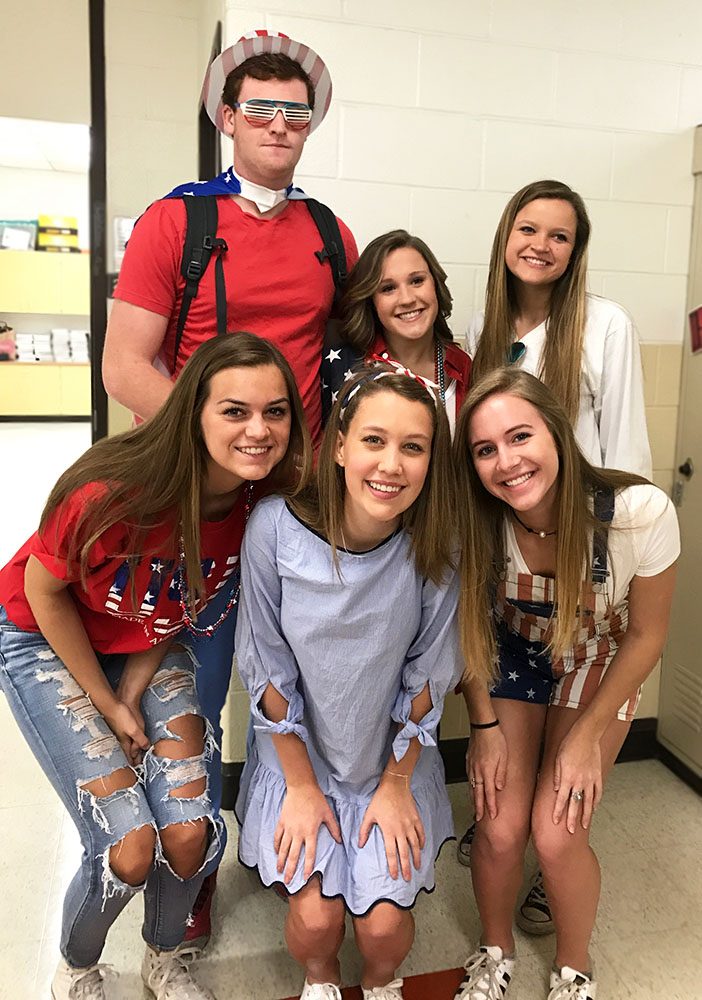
[0,483,250,654]
[113,197,358,445]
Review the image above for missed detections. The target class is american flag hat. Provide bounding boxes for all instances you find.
[201,29,332,135]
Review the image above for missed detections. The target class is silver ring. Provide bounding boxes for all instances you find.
[470,777,476,788]
[571,789,584,802]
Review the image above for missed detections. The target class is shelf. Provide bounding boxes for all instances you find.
[0,363,90,417]
[0,250,89,314]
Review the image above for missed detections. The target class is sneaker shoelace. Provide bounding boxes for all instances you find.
[68,964,115,999]
[525,871,547,907]
[364,979,404,998]
[456,950,509,1000]
[305,985,342,1000]
[148,946,207,997]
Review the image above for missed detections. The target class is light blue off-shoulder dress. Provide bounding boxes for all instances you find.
[234,496,461,916]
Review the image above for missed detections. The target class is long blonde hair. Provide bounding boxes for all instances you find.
[471,179,591,425]
[41,334,311,613]
[290,367,456,583]
[454,368,647,686]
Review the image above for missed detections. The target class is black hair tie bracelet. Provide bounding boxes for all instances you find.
[470,719,500,731]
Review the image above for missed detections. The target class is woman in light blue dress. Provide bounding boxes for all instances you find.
[235,367,462,1000]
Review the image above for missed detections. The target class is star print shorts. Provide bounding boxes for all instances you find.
[489,618,639,722]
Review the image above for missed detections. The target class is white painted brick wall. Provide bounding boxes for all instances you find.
[223,0,702,343]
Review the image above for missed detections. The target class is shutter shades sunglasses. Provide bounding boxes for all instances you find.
[233,99,313,130]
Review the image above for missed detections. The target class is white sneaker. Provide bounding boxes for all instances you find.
[362,979,404,998]
[454,946,515,999]
[141,944,216,999]
[300,982,342,1000]
[548,966,597,1000]
[51,957,114,999]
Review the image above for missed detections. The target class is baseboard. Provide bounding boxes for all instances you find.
[657,743,702,796]
[221,761,243,811]
[221,717,697,810]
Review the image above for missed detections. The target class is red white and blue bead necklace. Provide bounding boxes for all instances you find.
[177,480,254,637]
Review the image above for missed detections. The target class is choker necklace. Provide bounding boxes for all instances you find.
[512,511,557,539]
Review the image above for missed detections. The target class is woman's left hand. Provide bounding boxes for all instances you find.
[552,724,603,833]
[358,774,426,882]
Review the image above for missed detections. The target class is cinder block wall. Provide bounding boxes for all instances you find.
[218,0,700,751]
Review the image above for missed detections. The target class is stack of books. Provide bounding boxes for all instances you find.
[32,332,53,362]
[15,332,35,361]
[69,329,90,362]
[51,328,72,362]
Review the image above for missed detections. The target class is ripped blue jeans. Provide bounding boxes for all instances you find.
[0,605,225,968]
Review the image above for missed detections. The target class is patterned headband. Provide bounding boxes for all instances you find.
[338,369,394,422]
[367,353,441,407]
[338,356,440,423]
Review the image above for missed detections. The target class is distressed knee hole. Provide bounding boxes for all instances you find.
[154,712,205,760]
[108,824,157,887]
[159,817,209,879]
[168,775,207,799]
[81,766,137,799]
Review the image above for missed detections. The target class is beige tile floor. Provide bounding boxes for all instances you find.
[1,423,701,999]
[0,693,700,1000]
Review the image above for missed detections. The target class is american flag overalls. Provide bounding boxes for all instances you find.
[490,488,640,722]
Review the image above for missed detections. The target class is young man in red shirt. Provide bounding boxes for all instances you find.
[103,30,357,945]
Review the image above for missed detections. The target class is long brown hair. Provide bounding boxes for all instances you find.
[471,179,591,424]
[42,333,311,612]
[454,368,647,686]
[290,366,456,583]
[340,230,454,354]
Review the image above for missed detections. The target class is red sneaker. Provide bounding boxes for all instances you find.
[184,870,217,947]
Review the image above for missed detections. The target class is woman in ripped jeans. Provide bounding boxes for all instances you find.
[0,334,311,1000]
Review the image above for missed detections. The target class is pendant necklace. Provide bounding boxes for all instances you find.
[512,510,557,539]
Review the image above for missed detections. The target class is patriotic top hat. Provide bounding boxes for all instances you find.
[201,29,332,135]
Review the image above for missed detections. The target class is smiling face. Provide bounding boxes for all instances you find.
[504,197,577,290]
[468,392,560,524]
[372,246,439,351]
[200,364,292,501]
[222,75,310,188]
[335,389,434,547]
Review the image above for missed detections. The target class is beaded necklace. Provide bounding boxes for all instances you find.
[434,342,446,404]
[177,480,254,637]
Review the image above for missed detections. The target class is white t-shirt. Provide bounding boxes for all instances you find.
[504,484,680,608]
[467,294,652,478]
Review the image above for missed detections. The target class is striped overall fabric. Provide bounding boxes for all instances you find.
[490,489,640,722]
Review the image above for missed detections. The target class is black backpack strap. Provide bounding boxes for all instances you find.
[173,196,228,370]
[305,198,347,306]
[591,487,615,586]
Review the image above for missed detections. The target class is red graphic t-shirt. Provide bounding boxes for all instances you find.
[0,482,249,653]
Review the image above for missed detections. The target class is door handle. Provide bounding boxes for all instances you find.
[678,458,694,480]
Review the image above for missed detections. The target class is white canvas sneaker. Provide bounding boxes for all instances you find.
[548,965,597,1000]
[51,956,113,999]
[141,944,215,999]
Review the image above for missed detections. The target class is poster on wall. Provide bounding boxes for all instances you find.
[690,304,702,355]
